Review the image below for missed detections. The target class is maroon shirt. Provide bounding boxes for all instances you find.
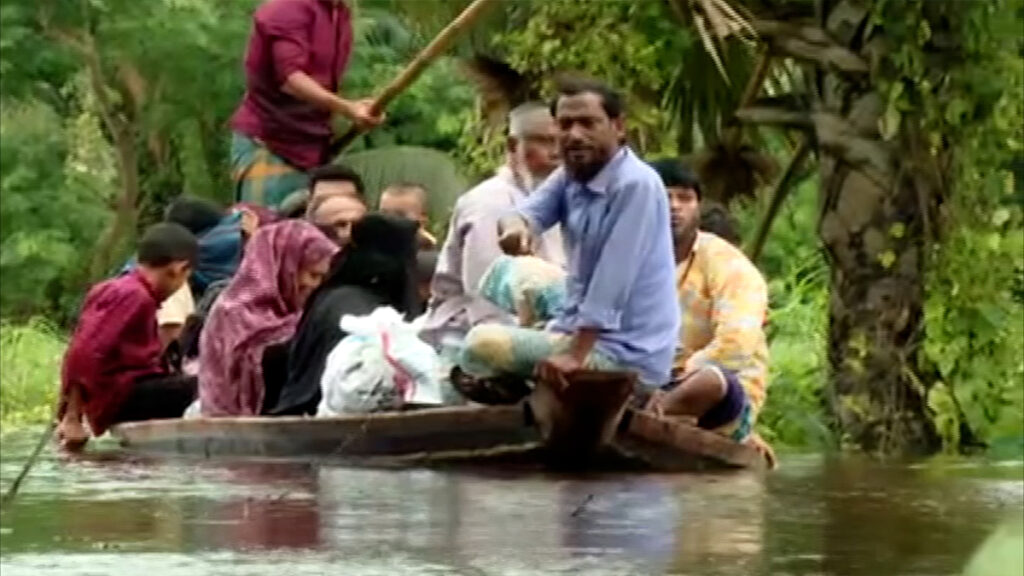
[61,271,167,435]
[230,0,354,170]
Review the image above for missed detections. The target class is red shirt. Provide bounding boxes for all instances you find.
[230,0,354,170]
[61,271,167,435]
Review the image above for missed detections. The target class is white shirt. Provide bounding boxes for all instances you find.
[419,166,565,346]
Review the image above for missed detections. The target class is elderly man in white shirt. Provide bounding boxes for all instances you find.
[420,102,566,354]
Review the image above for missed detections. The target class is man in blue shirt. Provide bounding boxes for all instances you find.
[459,78,680,388]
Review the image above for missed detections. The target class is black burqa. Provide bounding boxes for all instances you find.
[266,214,422,416]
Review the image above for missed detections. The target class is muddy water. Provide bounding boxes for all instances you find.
[1,429,1021,575]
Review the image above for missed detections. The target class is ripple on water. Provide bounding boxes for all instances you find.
[0,435,1022,576]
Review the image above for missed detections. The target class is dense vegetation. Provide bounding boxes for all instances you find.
[0,0,1020,456]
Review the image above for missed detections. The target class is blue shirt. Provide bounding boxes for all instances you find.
[117,212,245,297]
[517,147,681,386]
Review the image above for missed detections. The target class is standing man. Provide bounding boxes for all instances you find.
[420,102,565,350]
[459,78,680,388]
[230,0,383,209]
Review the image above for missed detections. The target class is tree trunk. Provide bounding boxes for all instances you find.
[89,126,140,281]
[76,32,141,282]
[813,1,940,454]
[818,147,939,454]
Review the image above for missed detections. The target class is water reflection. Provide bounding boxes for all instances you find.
[195,462,321,551]
[1,430,1022,576]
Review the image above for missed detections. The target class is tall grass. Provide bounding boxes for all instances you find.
[0,318,65,428]
[758,258,835,449]
[733,178,836,450]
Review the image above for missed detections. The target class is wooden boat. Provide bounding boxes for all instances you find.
[111,370,766,472]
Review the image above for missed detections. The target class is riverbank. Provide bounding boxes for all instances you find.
[0,320,63,428]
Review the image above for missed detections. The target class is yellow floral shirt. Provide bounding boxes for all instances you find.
[675,232,769,414]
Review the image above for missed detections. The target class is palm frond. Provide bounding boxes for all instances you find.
[459,54,539,127]
[667,0,758,83]
[695,141,779,203]
[339,145,469,228]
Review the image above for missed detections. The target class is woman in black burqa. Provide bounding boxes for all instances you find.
[265,213,422,416]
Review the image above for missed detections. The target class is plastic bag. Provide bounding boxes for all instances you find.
[183,399,202,419]
[317,307,444,416]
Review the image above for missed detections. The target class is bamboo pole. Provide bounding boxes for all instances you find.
[1,422,56,510]
[328,0,500,157]
[746,139,810,262]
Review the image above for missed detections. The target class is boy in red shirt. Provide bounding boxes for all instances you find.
[57,223,200,450]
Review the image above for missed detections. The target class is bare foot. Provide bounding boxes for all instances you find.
[643,390,666,417]
[746,432,777,469]
[56,419,90,452]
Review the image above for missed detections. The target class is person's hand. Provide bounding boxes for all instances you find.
[238,208,259,239]
[497,217,533,256]
[346,98,385,130]
[536,353,583,384]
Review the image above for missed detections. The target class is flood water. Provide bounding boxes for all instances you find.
[1,428,1021,576]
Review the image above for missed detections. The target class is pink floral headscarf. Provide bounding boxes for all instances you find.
[199,220,338,416]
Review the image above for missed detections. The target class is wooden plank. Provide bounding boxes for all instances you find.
[111,404,534,459]
[615,409,766,471]
[528,370,635,468]
[110,395,767,472]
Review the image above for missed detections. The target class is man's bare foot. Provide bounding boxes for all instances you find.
[643,390,666,417]
[56,419,90,452]
[643,393,701,426]
[746,432,777,469]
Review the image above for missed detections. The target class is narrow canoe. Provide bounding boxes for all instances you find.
[111,371,766,472]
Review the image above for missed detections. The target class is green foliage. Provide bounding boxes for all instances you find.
[436,0,758,178]
[924,189,1024,452]
[343,12,477,153]
[733,177,834,450]
[871,0,1024,451]
[0,0,476,320]
[495,0,682,156]
[963,515,1024,576]
[340,145,469,238]
[0,319,66,427]
[0,99,112,322]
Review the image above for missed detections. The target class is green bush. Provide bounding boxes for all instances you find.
[732,178,836,450]
[0,99,113,324]
[0,318,66,427]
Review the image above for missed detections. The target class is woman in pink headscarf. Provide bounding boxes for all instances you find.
[199,220,338,416]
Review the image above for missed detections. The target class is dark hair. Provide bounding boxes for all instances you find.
[309,213,422,317]
[137,222,199,268]
[648,158,702,200]
[700,204,740,246]
[549,76,624,120]
[307,164,365,198]
[164,196,223,235]
[306,188,368,222]
[416,249,439,282]
[381,181,428,211]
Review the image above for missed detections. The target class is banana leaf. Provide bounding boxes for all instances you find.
[337,145,470,237]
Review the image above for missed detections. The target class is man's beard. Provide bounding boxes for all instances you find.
[564,159,604,183]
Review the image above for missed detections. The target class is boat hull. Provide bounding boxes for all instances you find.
[111,401,765,472]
